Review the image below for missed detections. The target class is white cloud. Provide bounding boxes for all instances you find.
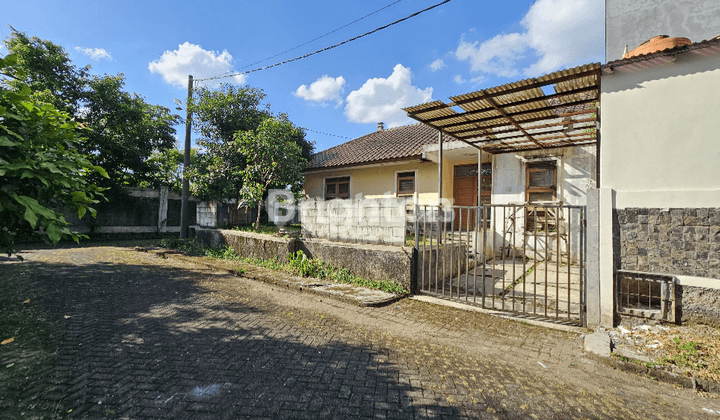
[148,42,245,88]
[454,75,466,84]
[455,0,603,78]
[456,32,528,78]
[344,64,433,128]
[75,46,112,61]
[429,59,447,72]
[294,75,346,106]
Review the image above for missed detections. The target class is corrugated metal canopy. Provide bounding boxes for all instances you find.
[403,63,601,154]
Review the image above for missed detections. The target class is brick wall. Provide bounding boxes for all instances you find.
[613,208,720,279]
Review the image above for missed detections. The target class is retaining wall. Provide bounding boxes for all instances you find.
[195,228,412,290]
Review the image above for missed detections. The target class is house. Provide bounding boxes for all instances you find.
[301,0,720,327]
[598,31,720,327]
[304,64,600,265]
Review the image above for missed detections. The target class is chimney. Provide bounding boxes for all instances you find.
[377,122,384,131]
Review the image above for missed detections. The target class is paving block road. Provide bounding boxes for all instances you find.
[2,244,720,419]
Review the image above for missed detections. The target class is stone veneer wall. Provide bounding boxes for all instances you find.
[614,208,720,325]
[613,208,720,277]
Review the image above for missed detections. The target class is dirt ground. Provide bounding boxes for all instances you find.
[2,242,720,419]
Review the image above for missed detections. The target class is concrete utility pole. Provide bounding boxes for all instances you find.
[179,75,193,239]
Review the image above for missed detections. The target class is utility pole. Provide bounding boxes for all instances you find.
[179,75,193,238]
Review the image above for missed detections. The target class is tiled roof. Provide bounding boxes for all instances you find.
[304,123,451,171]
[604,36,720,70]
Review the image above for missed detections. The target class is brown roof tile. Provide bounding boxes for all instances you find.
[304,123,452,171]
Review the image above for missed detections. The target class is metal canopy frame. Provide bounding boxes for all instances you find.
[403,63,601,154]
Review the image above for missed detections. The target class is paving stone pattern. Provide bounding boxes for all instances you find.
[6,246,720,419]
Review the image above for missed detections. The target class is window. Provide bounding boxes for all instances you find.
[396,171,415,197]
[324,176,350,200]
[480,163,492,206]
[525,161,557,231]
[525,161,556,202]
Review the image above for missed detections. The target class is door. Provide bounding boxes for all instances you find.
[453,165,477,230]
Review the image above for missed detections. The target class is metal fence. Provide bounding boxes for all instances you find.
[414,204,586,325]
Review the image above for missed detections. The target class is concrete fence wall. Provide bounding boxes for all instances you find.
[299,197,409,246]
[68,187,197,234]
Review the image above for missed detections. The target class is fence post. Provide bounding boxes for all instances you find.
[158,187,169,233]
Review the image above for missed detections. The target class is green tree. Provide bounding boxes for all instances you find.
[234,117,306,231]
[81,74,180,188]
[0,54,107,256]
[188,83,314,202]
[2,28,89,115]
[140,147,198,192]
[3,29,180,191]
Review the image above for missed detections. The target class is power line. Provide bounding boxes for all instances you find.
[238,0,404,71]
[195,0,452,83]
[302,128,352,140]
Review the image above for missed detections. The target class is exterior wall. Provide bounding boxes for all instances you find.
[489,146,596,260]
[303,155,481,206]
[613,208,720,325]
[600,53,720,209]
[492,146,596,206]
[606,0,720,62]
[304,160,442,204]
[196,201,230,228]
[299,197,409,246]
[601,48,720,324]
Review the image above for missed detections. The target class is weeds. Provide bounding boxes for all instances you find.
[158,237,205,255]
[160,239,409,295]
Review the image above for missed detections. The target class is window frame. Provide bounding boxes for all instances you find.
[323,175,351,200]
[395,170,417,198]
[525,161,557,203]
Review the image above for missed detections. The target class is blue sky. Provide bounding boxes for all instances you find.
[1,0,604,153]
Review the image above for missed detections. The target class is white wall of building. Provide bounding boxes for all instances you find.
[600,52,720,209]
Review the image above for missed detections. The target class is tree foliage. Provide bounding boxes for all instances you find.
[0,54,107,255]
[2,29,180,191]
[188,83,314,203]
[234,117,306,230]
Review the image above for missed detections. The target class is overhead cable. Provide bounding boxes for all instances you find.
[238,0,404,71]
[302,128,352,140]
[194,0,452,83]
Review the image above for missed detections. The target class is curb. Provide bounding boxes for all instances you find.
[588,351,720,395]
[135,247,404,308]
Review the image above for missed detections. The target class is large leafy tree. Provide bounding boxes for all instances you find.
[81,74,180,188]
[234,117,306,231]
[189,83,314,202]
[3,29,180,191]
[0,54,107,255]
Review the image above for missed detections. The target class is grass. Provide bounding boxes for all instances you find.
[0,261,67,418]
[616,325,720,383]
[161,238,408,295]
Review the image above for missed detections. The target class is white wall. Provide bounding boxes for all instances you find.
[606,0,720,62]
[600,52,720,209]
[487,146,596,261]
